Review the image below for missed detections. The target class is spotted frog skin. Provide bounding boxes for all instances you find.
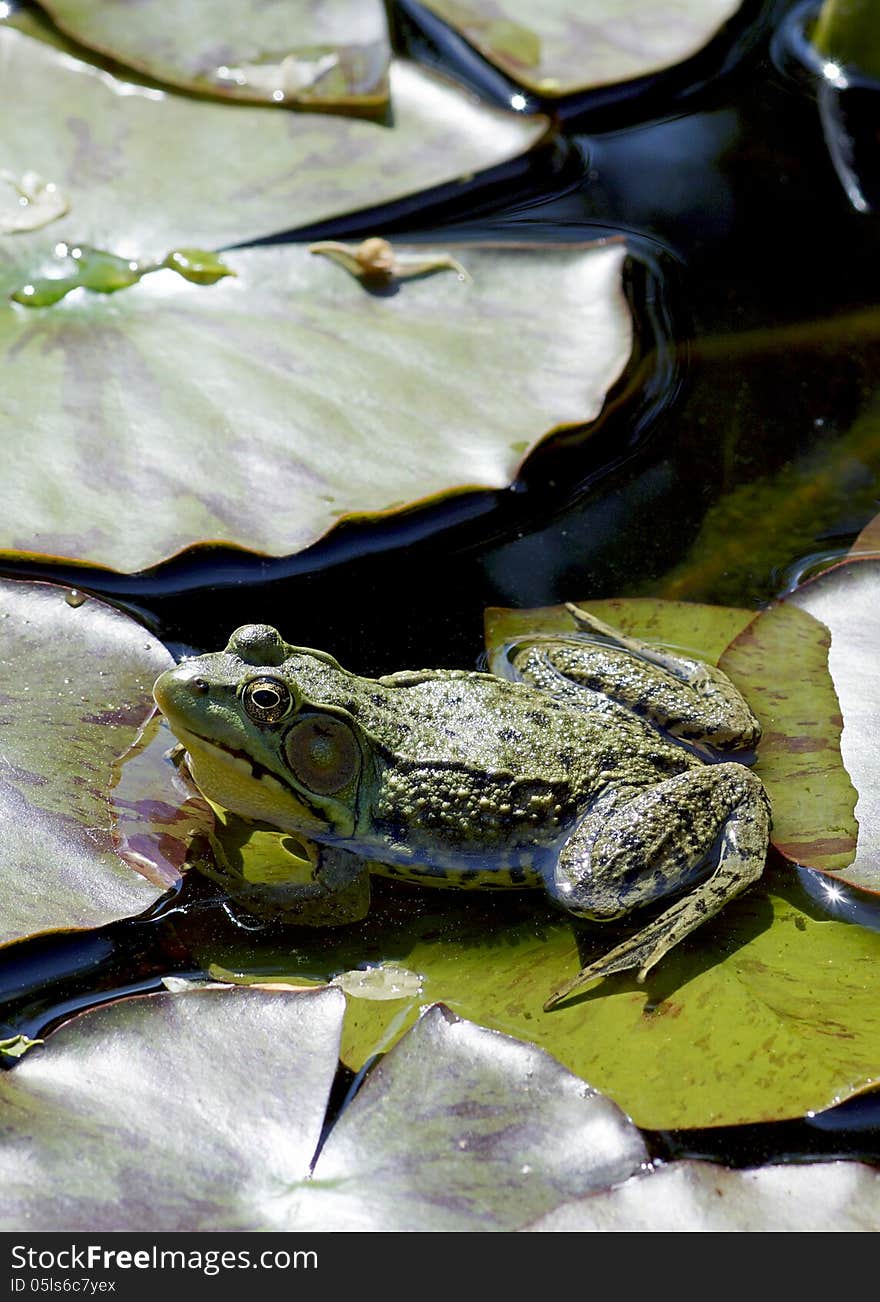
[153,607,770,1006]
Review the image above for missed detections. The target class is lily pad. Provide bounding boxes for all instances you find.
[783,557,880,893]
[0,987,647,1231]
[0,238,632,571]
[849,510,880,556]
[0,577,208,944]
[484,594,756,668]
[38,0,391,113]
[719,598,859,877]
[197,878,880,1130]
[412,0,744,97]
[525,1158,880,1231]
[0,25,548,261]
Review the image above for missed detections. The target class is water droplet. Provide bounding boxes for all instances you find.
[65,590,86,608]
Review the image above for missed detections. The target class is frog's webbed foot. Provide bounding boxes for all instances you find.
[544,764,770,1010]
[544,918,678,1010]
[544,885,727,1009]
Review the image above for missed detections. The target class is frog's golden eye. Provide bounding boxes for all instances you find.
[242,676,293,724]
[284,715,359,795]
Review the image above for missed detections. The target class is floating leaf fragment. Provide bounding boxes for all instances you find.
[309,236,470,285]
[329,963,424,1001]
[10,243,235,307]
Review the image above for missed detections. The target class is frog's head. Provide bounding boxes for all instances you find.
[153,624,367,839]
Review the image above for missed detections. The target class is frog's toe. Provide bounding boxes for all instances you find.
[544,930,662,1010]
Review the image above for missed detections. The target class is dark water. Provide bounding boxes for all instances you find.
[2,0,880,1164]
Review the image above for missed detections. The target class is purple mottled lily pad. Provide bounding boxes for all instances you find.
[525,1158,880,1231]
[0,24,548,262]
[0,239,631,571]
[0,577,210,944]
[0,989,646,1231]
[413,0,744,97]
[38,0,391,113]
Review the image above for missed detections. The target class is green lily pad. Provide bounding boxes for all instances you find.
[0,238,632,571]
[719,598,859,877]
[0,987,647,1231]
[525,1158,880,1231]
[0,577,209,944]
[414,0,744,97]
[196,876,880,1130]
[0,25,548,262]
[38,0,391,113]
[484,595,756,668]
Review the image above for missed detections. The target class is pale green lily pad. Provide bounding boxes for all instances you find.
[39,0,391,112]
[0,577,211,944]
[416,0,744,96]
[0,238,632,571]
[525,1158,880,1231]
[0,26,548,262]
[0,988,647,1231]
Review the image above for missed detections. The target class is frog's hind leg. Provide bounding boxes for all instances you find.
[544,764,770,1009]
[530,603,761,753]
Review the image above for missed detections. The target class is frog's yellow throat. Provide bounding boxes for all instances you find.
[171,723,331,837]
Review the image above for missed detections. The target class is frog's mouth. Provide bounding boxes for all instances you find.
[165,721,330,836]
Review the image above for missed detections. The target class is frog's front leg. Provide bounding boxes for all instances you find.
[515,604,761,753]
[543,763,770,1008]
[210,822,372,927]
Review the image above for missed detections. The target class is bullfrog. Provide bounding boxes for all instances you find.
[153,606,770,1007]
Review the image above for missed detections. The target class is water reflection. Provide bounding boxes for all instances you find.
[796,865,880,932]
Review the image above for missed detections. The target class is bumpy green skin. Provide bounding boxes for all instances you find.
[153,618,771,988]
